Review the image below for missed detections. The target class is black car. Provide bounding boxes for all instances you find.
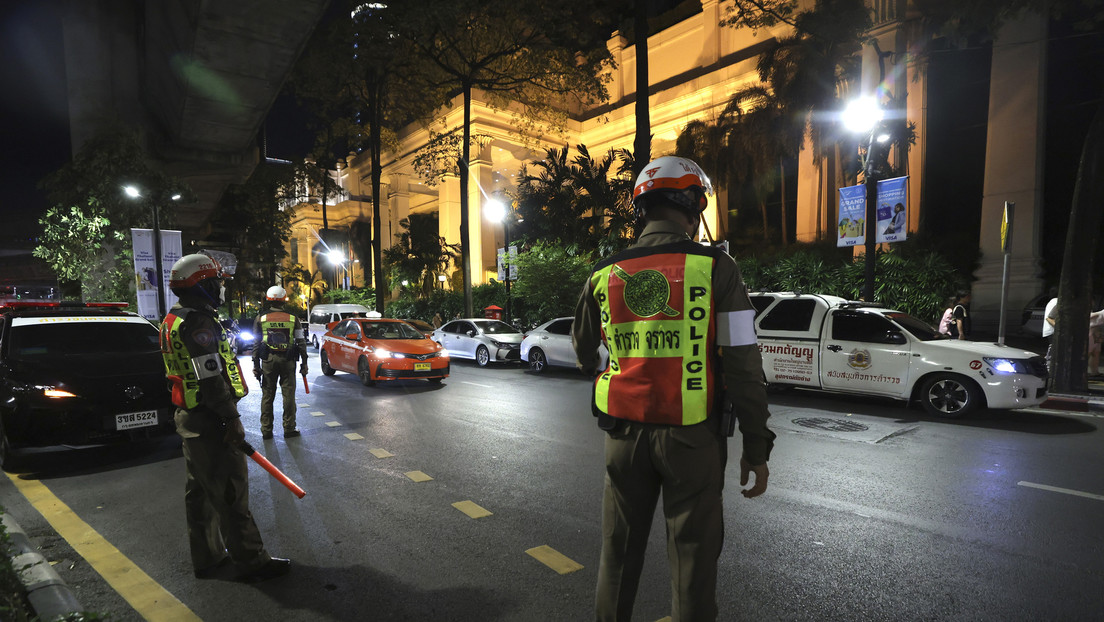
[0,301,175,468]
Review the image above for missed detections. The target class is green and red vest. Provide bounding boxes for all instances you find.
[160,308,248,409]
[589,241,724,426]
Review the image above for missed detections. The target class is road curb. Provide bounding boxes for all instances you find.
[1040,394,1104,412]
[2,512,84,620]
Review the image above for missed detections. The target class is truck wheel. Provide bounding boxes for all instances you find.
[313,335,320,350]
[919,373,982,418]
[320,351,336,376]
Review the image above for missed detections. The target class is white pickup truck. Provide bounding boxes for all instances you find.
[750,292,1049,418]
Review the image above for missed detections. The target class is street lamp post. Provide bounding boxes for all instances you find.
[327,249,347,290]
[125,185,180,319]
[842,97,886,302]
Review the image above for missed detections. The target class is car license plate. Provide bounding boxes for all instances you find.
[116,410,159,431]
[414,362,431,371]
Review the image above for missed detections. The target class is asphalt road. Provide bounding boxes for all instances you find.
[2,351,1103,621]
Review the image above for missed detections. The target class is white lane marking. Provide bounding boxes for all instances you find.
[1018,481,1104,502]
[462,381,493,388]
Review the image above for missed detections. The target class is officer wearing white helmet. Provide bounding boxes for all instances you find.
[572,155,774,621]
[160,253,290,583]
[251,285,308,439]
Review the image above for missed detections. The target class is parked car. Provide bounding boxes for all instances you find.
[0,301,176,469]
[520,317,609,373]
[320,318,448,386]
[754,292,1048,418]
[431,318,524,366]
[1020,293,1051,337]
[307,304,378,350]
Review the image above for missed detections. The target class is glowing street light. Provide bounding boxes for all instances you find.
[484,198,514,323]
[124,185,180,318]
[843,96,889,302]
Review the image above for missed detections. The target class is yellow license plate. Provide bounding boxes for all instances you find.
[414,362,431,371]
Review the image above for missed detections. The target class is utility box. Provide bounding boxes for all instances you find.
[484,305,503,320]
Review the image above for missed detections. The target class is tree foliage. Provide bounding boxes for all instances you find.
[510,241,595,327]
[34,127,190,303]
[381,213,460,298]
[512,145,635,257]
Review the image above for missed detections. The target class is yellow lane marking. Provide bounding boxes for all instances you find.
[452,500,493,519]
[369,448,394,459]
[298,403,310,408]
[343,433,364,441]
[1018,481,1104,501]
[656,617,673,622]
[525,545,583,575]
[6,473,201,621]
[310,411,326,417]
[325,421,342,427]
[404,471,433,482]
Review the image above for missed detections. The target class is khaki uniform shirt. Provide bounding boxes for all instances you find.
[573,219,775,465]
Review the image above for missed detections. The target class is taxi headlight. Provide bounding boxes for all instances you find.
[983,357,1029,374]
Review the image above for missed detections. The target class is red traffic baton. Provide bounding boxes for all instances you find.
[240,442,306,499]
[301,373,310,394]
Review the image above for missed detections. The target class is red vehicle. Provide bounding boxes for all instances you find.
[319,318,449,386]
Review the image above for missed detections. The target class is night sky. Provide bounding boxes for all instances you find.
[0,1,69,241]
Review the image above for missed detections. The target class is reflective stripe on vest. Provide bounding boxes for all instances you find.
[591,249,716,426]
[160,308,248,409]
[259,311,296,351]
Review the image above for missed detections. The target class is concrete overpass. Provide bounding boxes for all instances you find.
[61,0,330,239]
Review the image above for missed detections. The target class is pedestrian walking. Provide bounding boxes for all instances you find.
[160,253,290,582]
[252,286,308,439]
[572,155,775,621]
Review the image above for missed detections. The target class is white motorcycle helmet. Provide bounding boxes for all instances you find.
[169,253,228,306]
[631,155,713,220]
[266,285,288,302]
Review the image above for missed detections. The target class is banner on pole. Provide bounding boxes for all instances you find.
[496,246,518,281]
[837,185,866,247]
[131,228,183,321]
[875,176,909,243]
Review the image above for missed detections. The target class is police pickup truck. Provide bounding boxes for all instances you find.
[751,292,1048,418]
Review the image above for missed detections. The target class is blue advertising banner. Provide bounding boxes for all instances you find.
[837,185,866,247]
[875,176,909,243]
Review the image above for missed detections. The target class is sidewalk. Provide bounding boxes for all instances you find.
[1041,377,1104,413]
[1,511,84,620]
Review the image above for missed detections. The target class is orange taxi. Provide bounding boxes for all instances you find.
[319,318,449,386]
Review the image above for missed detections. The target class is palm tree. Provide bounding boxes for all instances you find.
[382,214,460,298]
[282,263,329,308]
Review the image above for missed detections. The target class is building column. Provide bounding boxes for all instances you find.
[973,11,1048,334]
[438,173,461,280]
[794,130,825,243]
[469,151,495,283]
[700,0,721,67]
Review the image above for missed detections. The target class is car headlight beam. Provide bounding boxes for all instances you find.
[983,357,1028,375]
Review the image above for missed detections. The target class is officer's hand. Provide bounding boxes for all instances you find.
[739,457,769,498]
[300,364,308,376]
[253,365,262,380]
[224,417,245,446]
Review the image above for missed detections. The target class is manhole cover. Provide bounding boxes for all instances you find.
[792,417,869,432]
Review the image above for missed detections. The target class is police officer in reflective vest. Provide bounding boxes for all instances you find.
[573,156,775,621]
[252,286,308,440]
[160,253,290,583]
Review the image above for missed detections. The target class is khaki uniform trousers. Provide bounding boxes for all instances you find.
[260,355,298,433]
[596,419,727,622]
[179,414,270,573]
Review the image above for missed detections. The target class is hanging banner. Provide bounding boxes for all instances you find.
[875,176,909,243]
[131,228,183,321]
[496,245,518,281]
[837,185,866,247]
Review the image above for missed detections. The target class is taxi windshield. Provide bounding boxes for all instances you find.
[358,321,425,340]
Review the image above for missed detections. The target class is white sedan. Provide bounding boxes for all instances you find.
[431,318,524,366]
[520,317,609,373]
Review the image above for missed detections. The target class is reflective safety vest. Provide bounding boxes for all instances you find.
[589,241,723,426]
[258,310,298,353]
[160,308,248,409]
